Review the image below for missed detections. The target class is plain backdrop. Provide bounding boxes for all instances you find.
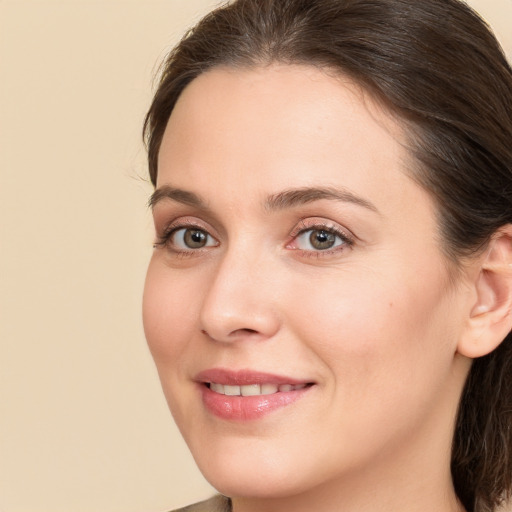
[1,1,511,511]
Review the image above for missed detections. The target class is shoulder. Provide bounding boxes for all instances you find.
[170,495,231,512]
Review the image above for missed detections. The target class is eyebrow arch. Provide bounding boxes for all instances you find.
[148,185,207,210]
[265,186,379,214]
[149,184,379,214]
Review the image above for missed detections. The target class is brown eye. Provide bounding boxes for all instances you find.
[171,227,218,250]
[184,229,208,248]
[309,230,336,250]
[290,226,350,253]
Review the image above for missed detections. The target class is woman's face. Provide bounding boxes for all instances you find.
[143,65,471,501]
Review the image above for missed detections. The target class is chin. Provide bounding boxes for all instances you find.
[201,464,305,500]
[187,434,339,501]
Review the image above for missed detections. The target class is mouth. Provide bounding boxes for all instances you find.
[207,382,310,396]
[195,369,315,421]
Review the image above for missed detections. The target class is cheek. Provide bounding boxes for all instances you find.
[285,261,457,405]
[142,259,198,364]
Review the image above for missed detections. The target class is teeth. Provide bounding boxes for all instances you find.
[208,383,307,396]
[261,384,278,395]
[241,384,261,396]
[210,383,224,394]
[224,385,241,396]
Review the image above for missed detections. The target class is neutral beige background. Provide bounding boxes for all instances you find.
[1,1,511,511]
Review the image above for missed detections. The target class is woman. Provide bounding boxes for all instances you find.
[142,1,512,511]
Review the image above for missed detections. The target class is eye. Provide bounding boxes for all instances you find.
[170,227,218,250]
[287,223,353,254]
[299,229,341,250]
[154,221,219,254]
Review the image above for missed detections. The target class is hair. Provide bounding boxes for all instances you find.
[143,1,512,510]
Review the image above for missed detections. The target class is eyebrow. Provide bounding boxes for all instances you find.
[149,184,378,214]
[148,185,207,210]
[264,186,379,213]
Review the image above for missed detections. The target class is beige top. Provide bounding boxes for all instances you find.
[171,495,232,512]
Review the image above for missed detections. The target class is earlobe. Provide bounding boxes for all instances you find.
[458,225,512,359]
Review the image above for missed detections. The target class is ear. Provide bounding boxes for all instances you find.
[457,225,512,359]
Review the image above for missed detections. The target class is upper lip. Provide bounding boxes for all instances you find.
[195,368,313,386]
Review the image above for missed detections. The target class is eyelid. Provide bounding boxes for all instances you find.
[153,216,220,252]
[153,215,355,258]
[286,218,355,255]
[289,218,355,242]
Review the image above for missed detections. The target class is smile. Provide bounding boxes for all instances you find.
[196,369,314,420]
[207,382,308,396]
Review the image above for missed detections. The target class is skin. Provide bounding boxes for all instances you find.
[143,65,475,512]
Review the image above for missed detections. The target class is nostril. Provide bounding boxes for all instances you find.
[201,327,260,341]
[237,328,259,335]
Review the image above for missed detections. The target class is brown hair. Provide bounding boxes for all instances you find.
[143,1,512,510]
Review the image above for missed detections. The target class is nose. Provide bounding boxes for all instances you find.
[199,248,281,344]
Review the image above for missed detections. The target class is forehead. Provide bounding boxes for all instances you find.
[157,64,416,211]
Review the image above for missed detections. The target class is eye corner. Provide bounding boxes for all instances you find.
[156,221,220,256]
[286,220,355,257]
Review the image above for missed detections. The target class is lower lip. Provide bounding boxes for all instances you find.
[200,384,312,421]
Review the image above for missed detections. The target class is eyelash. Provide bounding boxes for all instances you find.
[153,221,216,257]
[153,220,354,258]
[287,221,354,257]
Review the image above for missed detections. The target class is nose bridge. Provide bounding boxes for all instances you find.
[199,237,280,342]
